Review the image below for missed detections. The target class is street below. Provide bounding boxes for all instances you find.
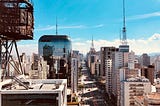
[78,62,109,106]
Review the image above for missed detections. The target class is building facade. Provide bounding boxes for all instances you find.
[39,35,71,58]
[100,47,119,77]
[128,51,135,69]
[0,77,67,106]
[140,53,150,67]
[71,57,78,93]
[38,35,72,86]
[121,77,151,106]
[134,93,160,106]
[141,65,154,85]
[100,47,119,97]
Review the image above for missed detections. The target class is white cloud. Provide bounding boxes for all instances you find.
[34,25,54,31]
[93,24,104,28]
[71,38,84,42]
[59,25,86,29]
[35,25,86,31]
[72,33,160,55]
[35,24,104,31]
[148,33,160,40]
[15,33,160,56]
[127,11,160,21]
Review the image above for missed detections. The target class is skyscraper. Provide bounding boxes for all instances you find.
[86,36,97,75]
[39,35,71,58]
[140,53,150,67]
[100,47,119,93]
[38,35,72,86]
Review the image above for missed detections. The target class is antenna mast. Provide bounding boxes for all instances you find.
[120,28,122,42]
[122,0,127,45]
[56,17,58,35]
[91,35,94,48]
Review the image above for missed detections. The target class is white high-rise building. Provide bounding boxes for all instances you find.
[38,57,49,79]
[155,58,160,73]
[121,77,151,106]
[128,51,135,69]
[105,59,112,93]
[112,52,124,95]
[112,52,124,106]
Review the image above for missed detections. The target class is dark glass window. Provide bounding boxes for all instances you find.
[2,94,59,106]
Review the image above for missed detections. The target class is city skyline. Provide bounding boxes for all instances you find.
[17,0,160,55]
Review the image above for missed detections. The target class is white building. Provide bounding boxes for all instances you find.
[121,77,151,106]
[128,51,135,70]
[71,57,78,93]
[105,59,112,93]
[112,52,123,96]
[0,77,67,106]
[38,57,49,79]
[155,58,160,73]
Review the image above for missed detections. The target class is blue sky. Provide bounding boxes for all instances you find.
[18,0,160,55]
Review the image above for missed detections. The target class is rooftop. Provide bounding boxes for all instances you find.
[145,93,160,104]
[0,75,67,93]
[147,93,160,99]
[126,76,149,82]
[39,35,71,42]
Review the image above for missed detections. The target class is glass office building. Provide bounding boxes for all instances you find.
[38,35,72,58]
[38,35,72,86]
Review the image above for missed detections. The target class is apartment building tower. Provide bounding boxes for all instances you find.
[121,77,151,106]
[100,47,119,93]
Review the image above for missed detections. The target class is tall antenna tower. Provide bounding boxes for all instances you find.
[56,17,58,35]
[119,0,129,52]
[122,0,127,45]
[91,35,94,49]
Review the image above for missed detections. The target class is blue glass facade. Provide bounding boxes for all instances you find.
[38,35,72,86]
[38,35,72,58]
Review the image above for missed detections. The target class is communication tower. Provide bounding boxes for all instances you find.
[0,0,34,87]
[119,0,129,52]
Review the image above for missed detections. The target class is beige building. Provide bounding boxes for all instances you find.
[134,96,144,106]
[116,68,139,106]
[135,93,160,106]
[121,77,151,106]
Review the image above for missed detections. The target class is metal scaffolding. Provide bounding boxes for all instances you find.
[0,0,34,40]
[0,0,34,89]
